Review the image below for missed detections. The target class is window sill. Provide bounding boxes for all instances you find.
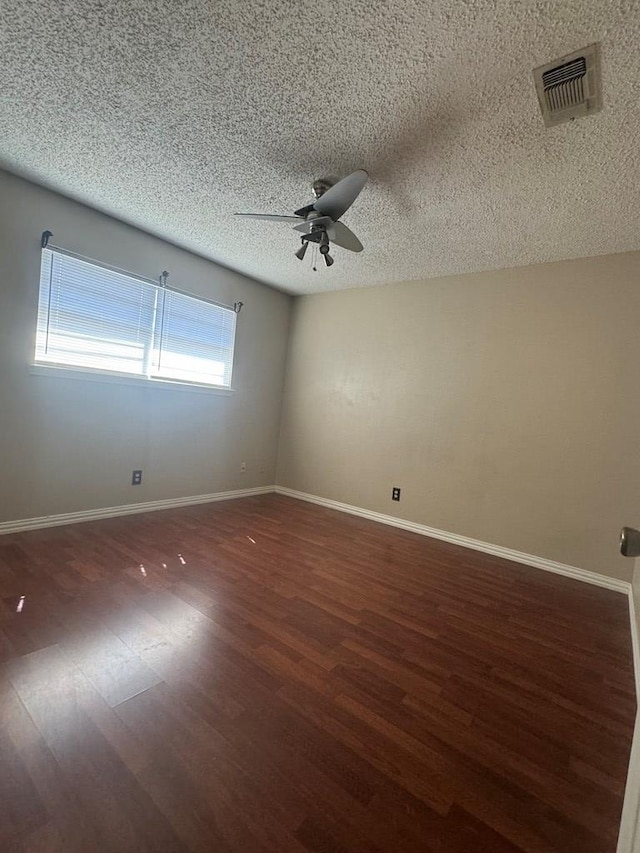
[29,363,236,395]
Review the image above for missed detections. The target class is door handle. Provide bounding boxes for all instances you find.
[620,527,640,557]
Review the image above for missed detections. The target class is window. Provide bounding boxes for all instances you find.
[35,248,236,388]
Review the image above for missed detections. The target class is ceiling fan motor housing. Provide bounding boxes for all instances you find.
[312,178,334,199]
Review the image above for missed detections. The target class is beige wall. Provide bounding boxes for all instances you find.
[277,253,640,581]
[0,170,291,521]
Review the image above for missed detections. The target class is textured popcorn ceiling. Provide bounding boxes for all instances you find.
[1,1,639,294]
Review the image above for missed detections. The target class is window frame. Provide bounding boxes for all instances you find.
[33,246,238,393]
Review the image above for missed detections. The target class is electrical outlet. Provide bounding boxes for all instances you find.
[240,462,247,473]
[132,470,142,486]
[392,486,401,501]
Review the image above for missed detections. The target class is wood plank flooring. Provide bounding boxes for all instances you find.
[0,494,634,852]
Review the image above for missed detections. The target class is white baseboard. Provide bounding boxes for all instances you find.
[619,570,640,853]
[275,486,630,595]
[0,485,276,535]
[618,711,640,853]
[629,588,640,703]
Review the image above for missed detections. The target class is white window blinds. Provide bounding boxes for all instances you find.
[35,248,237,388]
[157,289,236,387]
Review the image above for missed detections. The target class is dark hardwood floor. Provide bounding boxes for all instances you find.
[0,494,635,852]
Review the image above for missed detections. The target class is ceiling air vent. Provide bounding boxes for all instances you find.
[533,43,602,127]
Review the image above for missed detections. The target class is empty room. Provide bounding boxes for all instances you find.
[1,1,640,852]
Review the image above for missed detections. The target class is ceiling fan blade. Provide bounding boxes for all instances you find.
[311,170,368,220]
[234,213,301,222]
[328,221,364,252]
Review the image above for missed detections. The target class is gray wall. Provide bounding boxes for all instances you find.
[277,253,640,581]
[0,170,291,521]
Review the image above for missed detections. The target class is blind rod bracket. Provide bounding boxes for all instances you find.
[41,230,53,248]
[234,302,243,314]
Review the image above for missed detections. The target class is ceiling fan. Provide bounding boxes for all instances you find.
[235,169,368,267]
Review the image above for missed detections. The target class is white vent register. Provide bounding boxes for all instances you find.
[533,43,602,127]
